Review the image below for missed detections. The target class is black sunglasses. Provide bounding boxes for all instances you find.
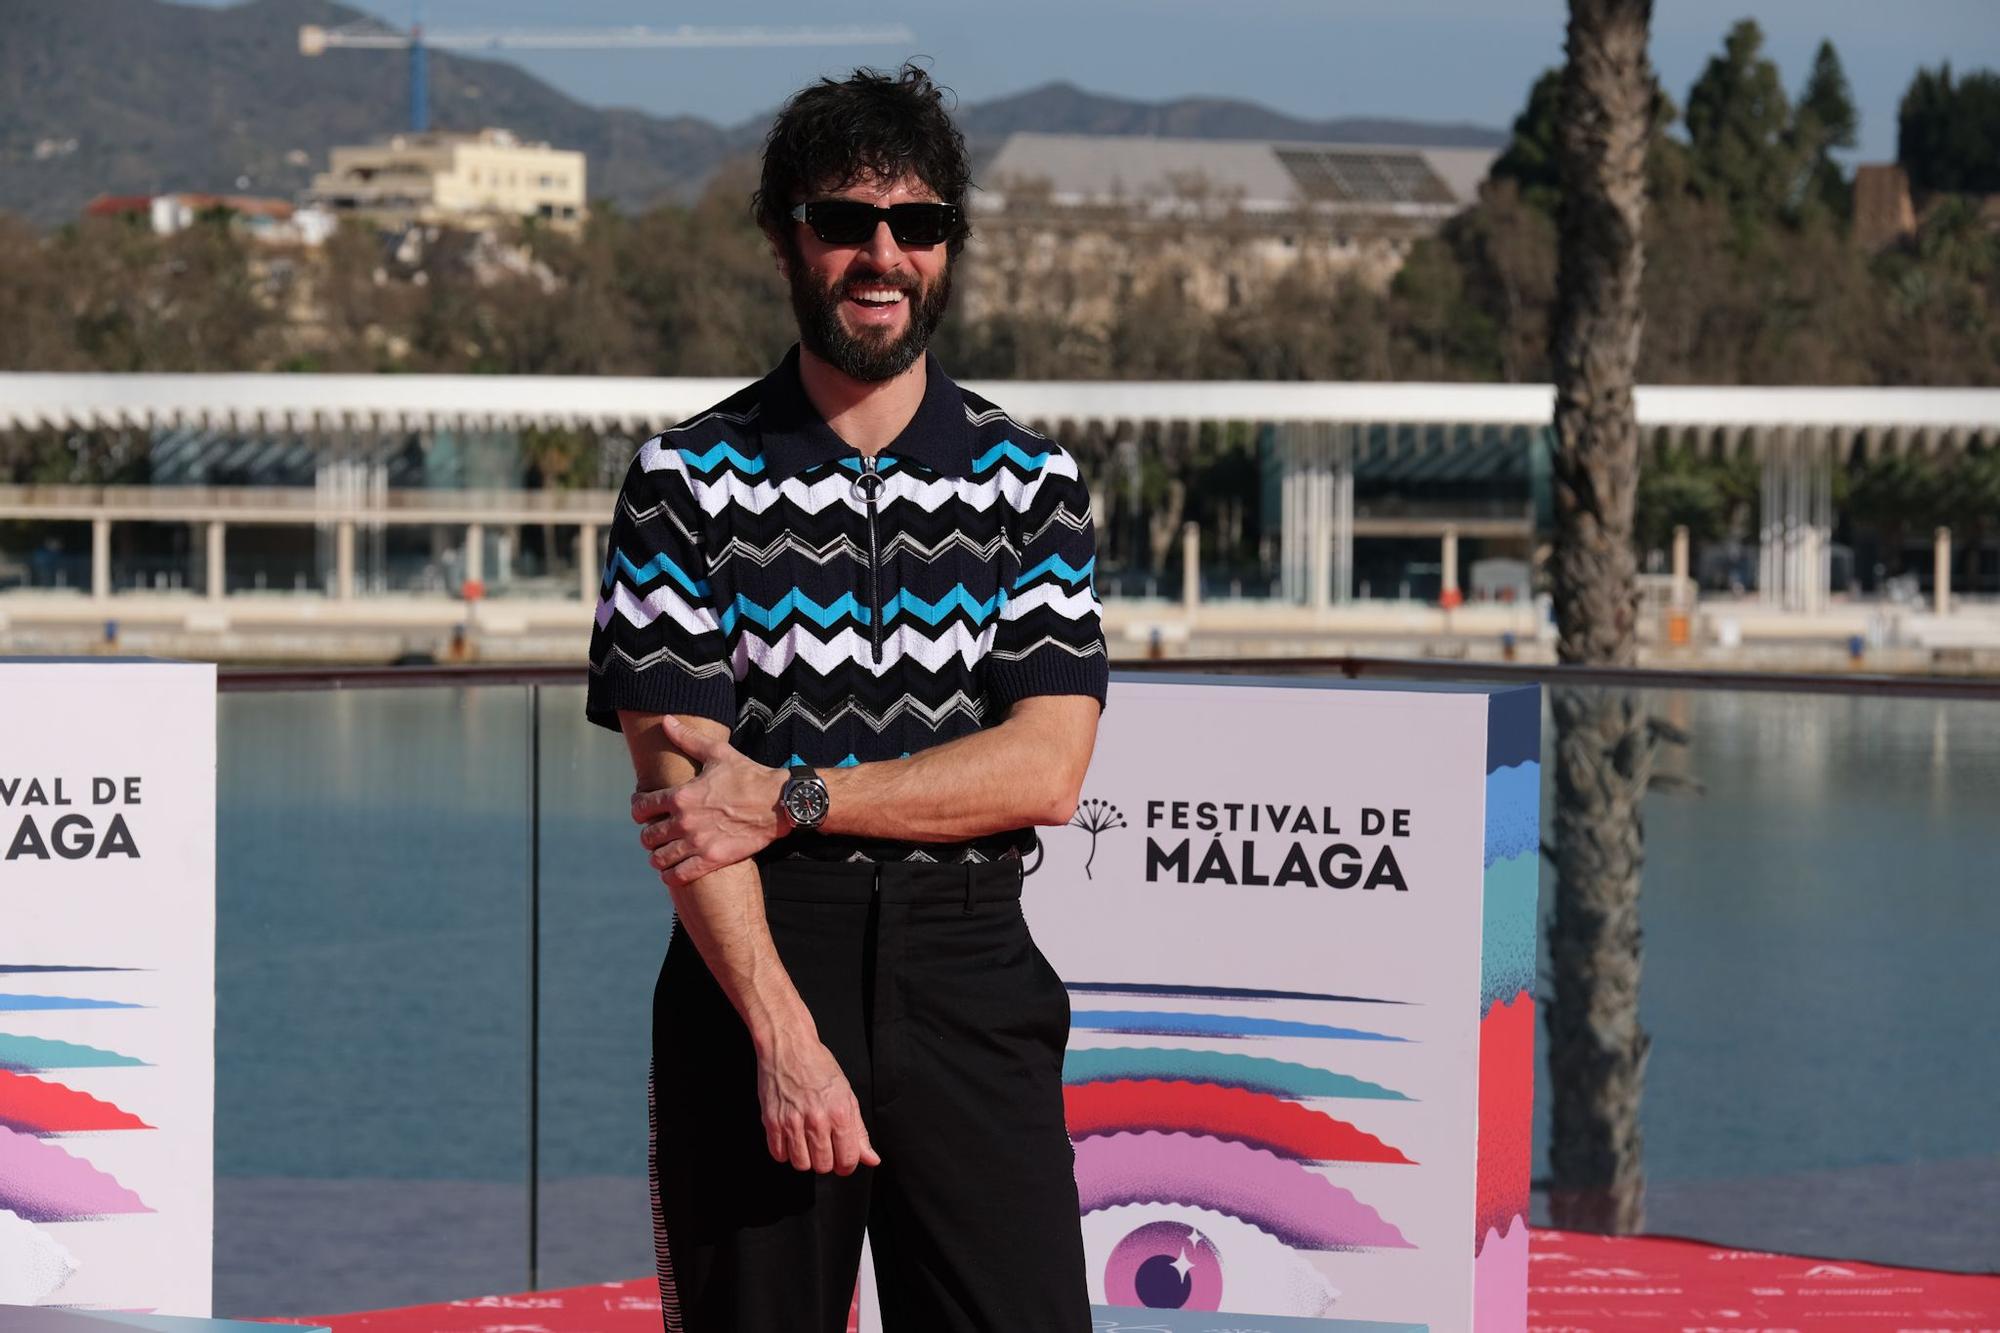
[790,200,961,247]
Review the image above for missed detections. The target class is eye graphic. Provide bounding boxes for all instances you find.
[1063,984,1417,1320]
[1083,1205,1340,1316]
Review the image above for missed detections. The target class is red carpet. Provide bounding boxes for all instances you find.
[268,1230,2000,1332]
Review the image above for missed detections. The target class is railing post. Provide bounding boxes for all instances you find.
[526,683,542,1290]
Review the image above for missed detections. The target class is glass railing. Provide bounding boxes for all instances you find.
[209,661,2000,1317]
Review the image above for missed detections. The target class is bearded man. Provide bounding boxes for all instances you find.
[586,64,1105,1333]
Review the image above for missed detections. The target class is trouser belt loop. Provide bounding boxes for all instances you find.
[963,864,976,914]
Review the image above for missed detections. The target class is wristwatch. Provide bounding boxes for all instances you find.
[779,763,830,832]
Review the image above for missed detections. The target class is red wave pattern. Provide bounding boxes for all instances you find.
[1064,1078,1414,1164]
[1475,990,1534,1255]
[0,1068,152,1134]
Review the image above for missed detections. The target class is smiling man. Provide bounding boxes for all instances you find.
[585,66,1105,1333]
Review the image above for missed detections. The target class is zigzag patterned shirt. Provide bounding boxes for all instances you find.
[587,345,1109,863]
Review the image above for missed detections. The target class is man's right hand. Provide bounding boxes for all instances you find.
[757,1028,882,1175]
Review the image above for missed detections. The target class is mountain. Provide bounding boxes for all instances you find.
[956,80,1506,150]
[0,0,1505,228]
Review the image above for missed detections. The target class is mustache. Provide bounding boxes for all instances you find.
[836,271,919,297]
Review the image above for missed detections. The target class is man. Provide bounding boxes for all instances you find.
[585,65,1105,1333]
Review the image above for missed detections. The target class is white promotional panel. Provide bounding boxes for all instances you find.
[1,660,218,1313]
[1018,677,1538,1333]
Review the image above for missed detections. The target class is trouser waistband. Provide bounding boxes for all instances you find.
[757,858,1026,905]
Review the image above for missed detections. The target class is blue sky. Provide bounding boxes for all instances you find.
[179,0,1998,161]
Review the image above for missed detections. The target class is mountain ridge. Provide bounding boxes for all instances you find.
[1,0,1506,226]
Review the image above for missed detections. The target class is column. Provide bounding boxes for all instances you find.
[1333,426,1355,607]
[1181,521,1200,620]
[466,522,486,586]
[1935,527,1952,617]
[578,521,600,603]
[206,521,226,601]
[1309,425,1332,613]
[335,521,356,601]
[1441,526,1461,608]
[1671,524,1690,610]
[92,516,111,601]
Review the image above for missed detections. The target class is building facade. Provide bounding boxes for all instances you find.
[309,129,586,231]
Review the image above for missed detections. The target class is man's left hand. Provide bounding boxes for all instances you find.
[634,716,788,886]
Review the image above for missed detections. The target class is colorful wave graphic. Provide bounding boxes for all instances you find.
[0,1069,153,1134]
[1066,1081,1413,1164]
[0,1125,152,1221]
[1072,1011,1406,1042]
[0,994,142,1012]
[1474,992,1534,1257]
[1063,1048,1412,1102]
[0,1033,146,1072]
[1076,1132,1413,1251]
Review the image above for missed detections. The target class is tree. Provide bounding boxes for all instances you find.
[1898,65,2000,195]
[1684,20,1795,223]
[1546,0,1657,1234]
[1492,70,1565,214]
[1790,41,1858,218]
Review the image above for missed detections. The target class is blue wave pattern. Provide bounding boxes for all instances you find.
[1070,1011,1409,1042]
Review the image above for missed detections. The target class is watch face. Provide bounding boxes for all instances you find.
[785,780,830,828]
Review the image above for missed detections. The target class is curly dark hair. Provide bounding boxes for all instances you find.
[753,64,974,258]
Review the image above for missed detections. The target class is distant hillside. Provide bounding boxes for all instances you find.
[0,0,1505,227]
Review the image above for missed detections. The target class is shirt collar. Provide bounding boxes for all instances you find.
[759,344,974,481]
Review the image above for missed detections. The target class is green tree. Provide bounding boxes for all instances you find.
[1492,69,1565,214]
[1684,20,1797,223]
[1898,66,2000,195]
[1790,41,1858,218]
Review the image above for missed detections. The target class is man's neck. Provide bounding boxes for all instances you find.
[797,345,928,455]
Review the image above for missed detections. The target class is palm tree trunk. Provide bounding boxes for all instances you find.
[1547,0,1656,1234]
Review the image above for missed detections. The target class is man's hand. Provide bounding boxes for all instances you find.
[759,1026,882,1175]
[633,715,788,888]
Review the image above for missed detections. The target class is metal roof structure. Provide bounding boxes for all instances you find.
[4,374,1996,458]
[975,132,1498,218]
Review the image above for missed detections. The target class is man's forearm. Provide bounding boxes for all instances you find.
[662,860,815,1055]
[817,696,1096,842]
[620,710,813,1054]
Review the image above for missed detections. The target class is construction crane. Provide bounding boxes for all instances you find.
[300,6,917,133]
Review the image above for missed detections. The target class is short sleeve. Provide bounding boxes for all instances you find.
[985,449,1110,709]
[585,444,736,731]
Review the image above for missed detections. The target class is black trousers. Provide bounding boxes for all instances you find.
[648,859,1090,1333]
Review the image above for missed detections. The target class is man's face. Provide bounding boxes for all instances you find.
[783,172,954,383]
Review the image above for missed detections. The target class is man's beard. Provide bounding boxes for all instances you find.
[790,259,953,383]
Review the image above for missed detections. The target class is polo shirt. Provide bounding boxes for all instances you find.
[586,344,1109,862]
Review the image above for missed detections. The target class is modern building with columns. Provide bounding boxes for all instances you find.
[2,375,1997,641]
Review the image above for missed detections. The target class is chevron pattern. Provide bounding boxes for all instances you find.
[588,368,1108,862]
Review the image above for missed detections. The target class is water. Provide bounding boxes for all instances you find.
[211,681,2000,1314]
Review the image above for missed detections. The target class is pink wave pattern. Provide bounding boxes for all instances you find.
[1073,1130,1412,1251]
[0,1124,151,1222]
[1473,1212,1529,1332]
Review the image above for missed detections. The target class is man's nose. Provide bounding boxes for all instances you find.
[861,219,904,268]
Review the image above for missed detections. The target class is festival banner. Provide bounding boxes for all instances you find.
[1015,675,1539,1333]
[0,660,218,1314]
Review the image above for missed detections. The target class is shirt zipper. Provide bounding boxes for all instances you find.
[858,455,884,664]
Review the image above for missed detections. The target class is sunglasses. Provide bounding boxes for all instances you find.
[790,200,961,247]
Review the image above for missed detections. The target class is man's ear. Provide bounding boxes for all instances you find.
[763,228,789,280]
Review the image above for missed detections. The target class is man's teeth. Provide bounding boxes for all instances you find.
[851,288,907,306]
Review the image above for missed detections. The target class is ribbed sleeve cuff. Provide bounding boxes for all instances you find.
[987,646,1110,711]
[585,664,738,732]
